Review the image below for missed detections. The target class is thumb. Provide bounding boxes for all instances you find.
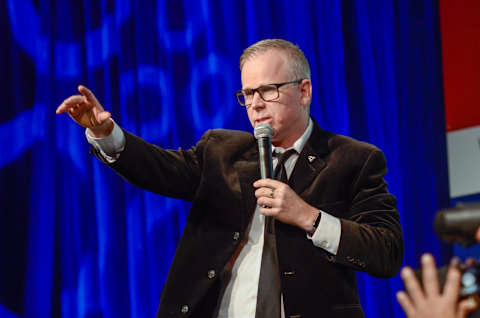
[97,111,111,124]
[457,296,478,318]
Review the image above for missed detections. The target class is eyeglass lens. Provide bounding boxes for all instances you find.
[239,85,278,105]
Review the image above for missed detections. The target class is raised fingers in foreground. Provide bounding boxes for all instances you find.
[396,253,476,318]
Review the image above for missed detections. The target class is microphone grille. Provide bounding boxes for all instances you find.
[254,123,273,139]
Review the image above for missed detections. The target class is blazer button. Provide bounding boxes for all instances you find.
[207,269,216,279]
[181,305,189,314]
[233,232,240,240]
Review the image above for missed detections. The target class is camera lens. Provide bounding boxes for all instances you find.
[461,266,480,296]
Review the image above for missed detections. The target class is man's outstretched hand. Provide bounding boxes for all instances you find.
[56,85,113,138]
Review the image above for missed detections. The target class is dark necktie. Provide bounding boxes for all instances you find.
[255,149,297,318]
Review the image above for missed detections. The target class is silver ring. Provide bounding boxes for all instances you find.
[270,189,275,198]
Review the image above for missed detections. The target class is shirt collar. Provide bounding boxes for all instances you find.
[272,118,313,154]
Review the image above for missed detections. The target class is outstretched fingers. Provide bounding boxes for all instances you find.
[400,266,425,306]
[56,95,87,114]
[421,253,441,297]
[442,264,462,303]
[396,291,415,317]
[78,85,101,108]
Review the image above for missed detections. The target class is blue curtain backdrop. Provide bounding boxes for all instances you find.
[0,0,451,317]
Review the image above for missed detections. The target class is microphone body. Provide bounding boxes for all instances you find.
[434,204,480,246]
[254,123,274,179]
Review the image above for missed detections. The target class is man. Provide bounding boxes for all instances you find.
[57,39,404,317]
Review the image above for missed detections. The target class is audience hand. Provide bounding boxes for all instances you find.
[397,253,478,318]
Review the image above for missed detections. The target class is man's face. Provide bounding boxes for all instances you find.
[241,50,310,148]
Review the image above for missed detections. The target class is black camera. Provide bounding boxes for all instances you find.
[434,203,480,298]
[435,203,480,247]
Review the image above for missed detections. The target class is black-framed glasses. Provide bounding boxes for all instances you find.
[234,79,304,106]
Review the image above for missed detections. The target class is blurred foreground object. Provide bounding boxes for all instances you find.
[435,203,480,247]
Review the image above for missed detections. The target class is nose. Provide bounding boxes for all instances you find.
[250,91,265,110]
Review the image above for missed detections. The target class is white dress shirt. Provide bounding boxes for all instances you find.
[86,118,341,317]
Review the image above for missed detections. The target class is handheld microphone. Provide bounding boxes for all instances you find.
[254,123,274,179]
[434,203,480,246]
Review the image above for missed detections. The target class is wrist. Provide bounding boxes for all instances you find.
[90,119,114,138]
[306,211,321,237]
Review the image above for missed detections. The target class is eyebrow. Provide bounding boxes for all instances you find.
[241,83,269,91]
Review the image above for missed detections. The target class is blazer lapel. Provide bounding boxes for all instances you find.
[234,142,260,226]
[289,121,330,195]
[232,120,332,223]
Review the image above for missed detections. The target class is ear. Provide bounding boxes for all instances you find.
[299,79,312,107]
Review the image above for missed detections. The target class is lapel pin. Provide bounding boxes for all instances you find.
[308,155,316,163]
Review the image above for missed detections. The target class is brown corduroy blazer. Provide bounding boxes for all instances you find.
[95,119,404,318]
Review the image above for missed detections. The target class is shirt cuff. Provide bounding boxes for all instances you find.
[308,210,341,255]
[85,119,126,163]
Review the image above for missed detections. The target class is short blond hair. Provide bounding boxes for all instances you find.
[239,39,311,81]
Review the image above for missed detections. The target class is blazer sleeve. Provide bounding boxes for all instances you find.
[335,148,404,278]
[90,129,212,202]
